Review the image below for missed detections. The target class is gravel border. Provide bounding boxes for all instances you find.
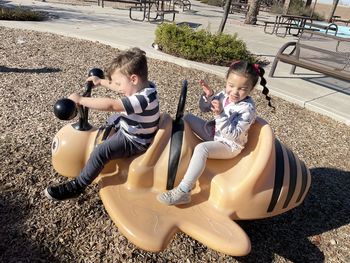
[0,23,349,263]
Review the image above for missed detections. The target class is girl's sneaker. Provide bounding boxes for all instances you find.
[157,187,191,205]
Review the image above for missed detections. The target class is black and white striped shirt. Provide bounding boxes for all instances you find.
[115,82,160,146]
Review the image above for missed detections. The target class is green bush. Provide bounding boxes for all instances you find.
[0,6,47,21]
[154,23,256,66]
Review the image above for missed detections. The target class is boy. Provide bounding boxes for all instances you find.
[45,47,160,201]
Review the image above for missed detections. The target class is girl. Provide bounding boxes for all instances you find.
[157,61,274,205]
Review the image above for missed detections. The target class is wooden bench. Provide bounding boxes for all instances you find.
[269,29,350,82]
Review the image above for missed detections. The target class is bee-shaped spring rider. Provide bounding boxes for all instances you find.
[51,69,311,256]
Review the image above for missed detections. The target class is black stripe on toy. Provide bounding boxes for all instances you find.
[166,118,184,190]
[166,80,187,190]
[283,148,297,209]
[267,139,285,213]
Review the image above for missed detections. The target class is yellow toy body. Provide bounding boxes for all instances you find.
[51,113,311,256]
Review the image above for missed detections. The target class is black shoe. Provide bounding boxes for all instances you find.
[44,179,85,201]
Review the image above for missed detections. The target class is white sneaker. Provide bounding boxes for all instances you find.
[157,187,191,205]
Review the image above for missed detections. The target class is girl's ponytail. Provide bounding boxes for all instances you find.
[257,66,275,111]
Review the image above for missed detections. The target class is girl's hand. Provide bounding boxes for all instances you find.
[86,76,101,86]
[68,93,82,105]
[211,99,223,116]
[199,79,213,97]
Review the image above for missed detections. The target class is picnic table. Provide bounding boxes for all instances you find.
[129,0,178,23]
[97,0,178,23]
[263,14,315,38]
[331,16,350,26]
[229,1,250,16]
[98,0,141,8]
[222,0,249,17]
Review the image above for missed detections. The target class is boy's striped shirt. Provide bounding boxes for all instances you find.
[116,82,159,146]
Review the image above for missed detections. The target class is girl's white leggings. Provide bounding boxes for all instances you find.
[179,114,241,193]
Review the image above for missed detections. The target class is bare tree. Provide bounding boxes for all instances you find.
[245,0,261,24]
[327,0,339,22]
[283,0,291,14]
[218,0,233,34]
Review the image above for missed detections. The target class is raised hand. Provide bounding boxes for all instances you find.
[199,79,213,97]
[211,99,223,116]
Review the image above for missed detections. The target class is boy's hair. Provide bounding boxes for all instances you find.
[227,61,275,110]
[106,47,148,83]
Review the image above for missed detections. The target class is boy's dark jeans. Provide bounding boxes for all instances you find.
[76,129,146,187]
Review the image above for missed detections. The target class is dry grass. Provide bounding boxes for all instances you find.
[314,3,350,20]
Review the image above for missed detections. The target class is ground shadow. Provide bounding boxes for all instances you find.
[301,76,350,95]
[234,167,350,262]
[0,193,61,263]
[0,66,61,74]
[269,73,350,96]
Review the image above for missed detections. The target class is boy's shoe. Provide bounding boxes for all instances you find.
[44,179,85,201]
[157,187,191,205]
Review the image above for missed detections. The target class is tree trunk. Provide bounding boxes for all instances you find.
[283,0,291,14]
[305,0,312,8]
[327,0,339,22]
[244,0,261,25]
[218,0,233,34]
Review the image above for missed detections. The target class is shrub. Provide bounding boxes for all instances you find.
[0,6,47,21]
[154,23,256,66]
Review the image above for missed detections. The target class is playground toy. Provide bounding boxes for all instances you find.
[51,68,311,256]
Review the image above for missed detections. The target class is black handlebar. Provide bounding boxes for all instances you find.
[74,68,104,131]
[53,68,104,131]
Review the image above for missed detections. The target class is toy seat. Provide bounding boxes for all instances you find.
[98,116,310,256]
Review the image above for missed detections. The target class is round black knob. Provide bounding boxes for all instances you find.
[53,98,77,120]
[88,68,104,79]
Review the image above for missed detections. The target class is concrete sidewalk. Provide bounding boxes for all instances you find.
[1,0,349,125]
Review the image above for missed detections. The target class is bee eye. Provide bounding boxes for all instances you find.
[52,137,59,154]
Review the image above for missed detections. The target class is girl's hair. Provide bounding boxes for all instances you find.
[106,47,148,83]
[227,61,275,110]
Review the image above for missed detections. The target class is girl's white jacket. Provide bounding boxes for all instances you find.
[199,91,257,151]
